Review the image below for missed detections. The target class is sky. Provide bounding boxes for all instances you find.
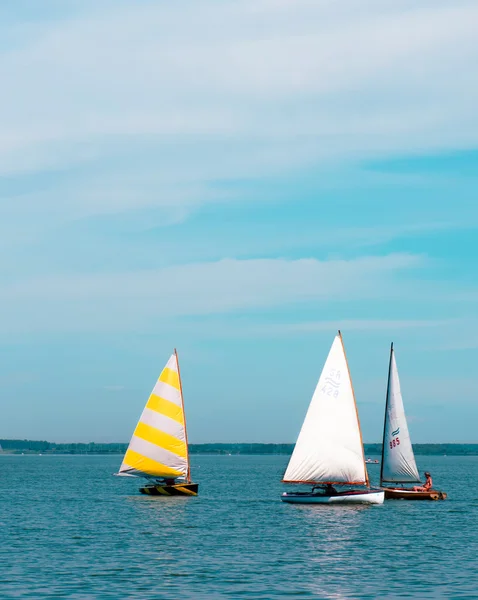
[1,0,477,444]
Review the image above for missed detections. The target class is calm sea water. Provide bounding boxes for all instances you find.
[0,454,477,599]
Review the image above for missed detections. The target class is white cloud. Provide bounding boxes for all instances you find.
[0,1,476,338]
[0,0,477,282]
[0,0,477,187]
[0,253,423,333]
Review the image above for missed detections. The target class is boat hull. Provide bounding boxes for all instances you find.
[139,482,199,496]
[383,487,446,500]
[281,489,384,505]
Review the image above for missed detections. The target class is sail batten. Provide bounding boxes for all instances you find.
[283,332,368,485]
[118,352,189,480]
[380,345,420,484]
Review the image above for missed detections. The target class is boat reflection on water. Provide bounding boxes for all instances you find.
[126,493,189,529]
[298,504,370,598]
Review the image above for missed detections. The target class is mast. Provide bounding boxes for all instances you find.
[175,348,191,483]
[380,342,393,486]
[339,330,369,487]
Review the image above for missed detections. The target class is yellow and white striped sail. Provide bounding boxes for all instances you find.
[118,353,189,480]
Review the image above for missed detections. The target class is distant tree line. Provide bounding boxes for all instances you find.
[1,439,478,455]
[0,439,127,454]
[188,443,295,455]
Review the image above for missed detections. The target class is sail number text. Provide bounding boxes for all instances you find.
[389,437,400,449]
[321,369,341,398]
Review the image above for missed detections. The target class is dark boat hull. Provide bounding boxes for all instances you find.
[139,482,199,496]
[383,487,446,500]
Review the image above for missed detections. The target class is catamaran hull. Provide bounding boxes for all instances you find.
[383,488,446,500]
[139,483,199,496]
[281,489,384,505]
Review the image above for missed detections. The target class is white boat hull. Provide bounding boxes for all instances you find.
[281,489,384,505]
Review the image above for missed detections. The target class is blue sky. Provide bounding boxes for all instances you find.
[1,0,477,444]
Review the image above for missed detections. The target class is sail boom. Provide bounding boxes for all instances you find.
[381,478,422,484]
[282,480,367,485]
[115,471,188,481]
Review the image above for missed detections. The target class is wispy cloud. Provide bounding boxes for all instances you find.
[1,1,477,197]
[0,253,423,333]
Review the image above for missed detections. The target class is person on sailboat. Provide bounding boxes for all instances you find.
[325,484,337,495]
[413,472,432,492]
[312,484,338,496]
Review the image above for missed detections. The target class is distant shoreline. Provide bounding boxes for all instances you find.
[1,440,477,456]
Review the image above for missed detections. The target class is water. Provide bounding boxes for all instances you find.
[0,454,477,599]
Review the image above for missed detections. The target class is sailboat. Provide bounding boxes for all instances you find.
[116,350,198,496]
[281,331,384,505]
[380,343,446,500]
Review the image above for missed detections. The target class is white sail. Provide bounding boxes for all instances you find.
[283,332,368,484]
[117,351,189,481]
[380,345,420,484]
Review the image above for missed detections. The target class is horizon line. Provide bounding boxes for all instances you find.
[1,439,477,445]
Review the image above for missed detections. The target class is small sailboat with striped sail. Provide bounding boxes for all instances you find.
[281,331,384,505]
[116,350,198,496]
[380,343,446,500]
